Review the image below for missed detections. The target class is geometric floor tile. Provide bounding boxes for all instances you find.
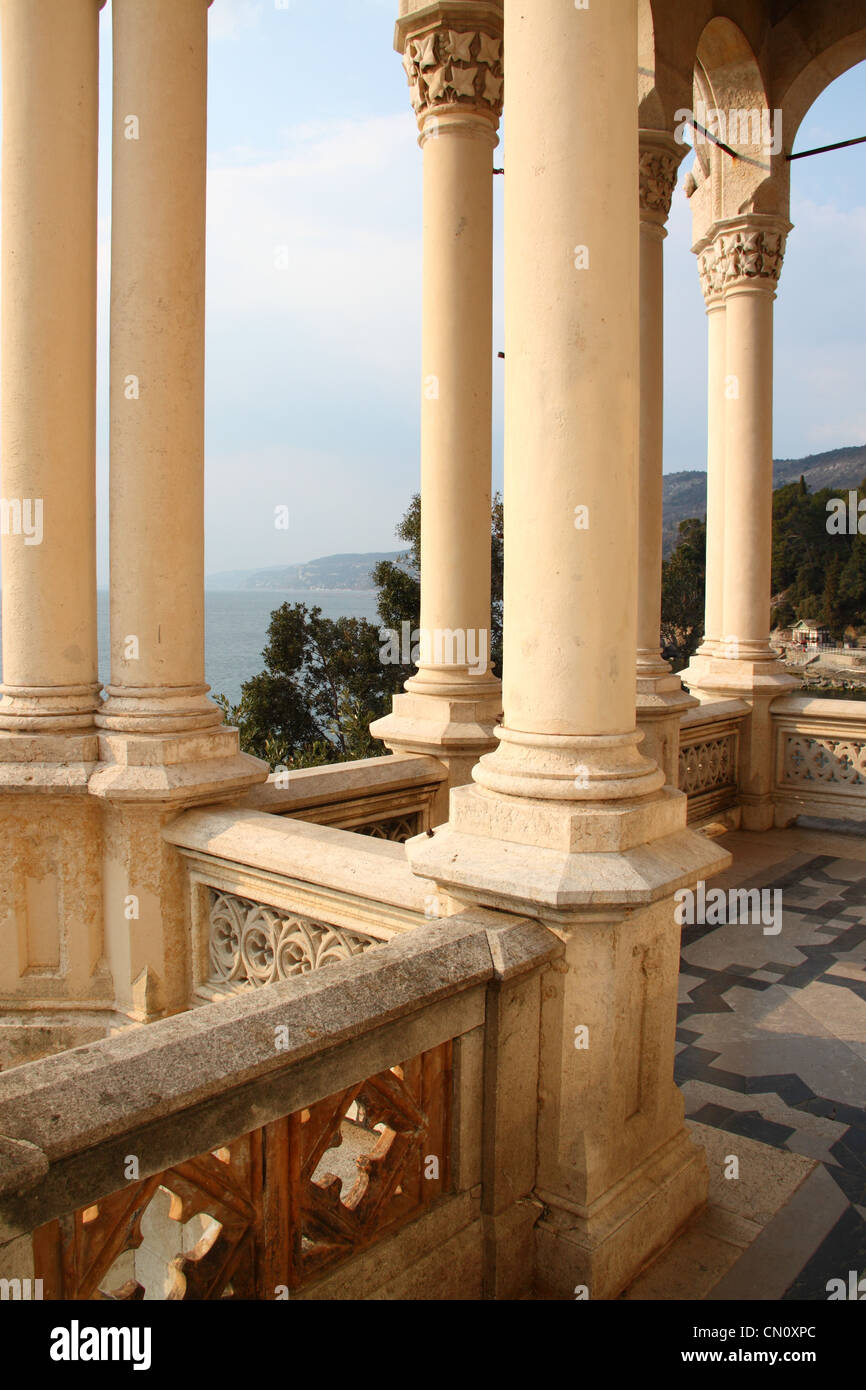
[675,830,866,1298]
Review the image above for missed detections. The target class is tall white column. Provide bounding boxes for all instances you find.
[410,0,728,1299]
[683,216,797,827]
[88,0,265,1025]
[0,0,105,742]
[680,229,727,685]
[98,0,219,736]
[634,132,695,786]
[701,286,728,654]
[372,6,503,820]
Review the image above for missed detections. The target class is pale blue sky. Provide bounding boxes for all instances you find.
[84,2,866,576]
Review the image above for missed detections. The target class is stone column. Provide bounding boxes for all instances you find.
[635,132,696,787]
[698,258,728,657]
[409,0,728,1298]
[98,0,219,739]
[0,0,111,1060]
[88,0,266,1024]
[371,2,504,822]
[682,216,797,828]
[0,0,105,755]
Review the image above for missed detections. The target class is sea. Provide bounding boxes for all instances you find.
[0,589,381,708]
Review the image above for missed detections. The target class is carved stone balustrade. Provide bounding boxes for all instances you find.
[678,699,749,826]
[0,910,559,1300]
[238,753,447,842]
[772,696,866,827]
[163,804,452,1003]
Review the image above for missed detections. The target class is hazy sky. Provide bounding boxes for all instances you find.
[74,1,866,577]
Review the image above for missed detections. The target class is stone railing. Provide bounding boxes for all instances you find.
[164,807,448,1002]
[678,700,749,825]
[0,911,557,1301]
[772,695,866,825]
[238,753,448,842]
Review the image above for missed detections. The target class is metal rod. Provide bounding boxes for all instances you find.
[787,135,866,161]
[689,119,739,160]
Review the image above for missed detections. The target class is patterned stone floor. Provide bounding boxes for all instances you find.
[675,824,866,1300]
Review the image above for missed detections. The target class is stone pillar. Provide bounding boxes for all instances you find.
[408,0,728,1299]
[99,0,219,740]
[635,132,696,787]
[371,3,504,822]
[0,1,114,1062]
[0,0,105,758]
[698,267,728,658]
[88,0,266,1022]
[682,216,797,828]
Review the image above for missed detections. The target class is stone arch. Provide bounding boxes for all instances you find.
[687,16,787,236]
[773,7,866,149]
[638,0,667,130]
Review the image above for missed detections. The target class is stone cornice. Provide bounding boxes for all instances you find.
[638,132,685,225]
[395,2,503,127]
[694,215,792,303]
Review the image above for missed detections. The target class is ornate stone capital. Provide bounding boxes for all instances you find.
[638,133,684,225]
[396,4,503,129]
[695,215,791,303]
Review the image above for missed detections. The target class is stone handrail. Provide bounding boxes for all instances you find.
[772,694,866,825]
[237,752,448,842]
[0,910,557,1299]
[163,806,448,999]
[678,699,749,824]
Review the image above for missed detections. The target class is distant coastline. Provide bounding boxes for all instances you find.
[205,551,406,594]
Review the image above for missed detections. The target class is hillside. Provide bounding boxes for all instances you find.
[206,551,405,592]
[662,443,866,555]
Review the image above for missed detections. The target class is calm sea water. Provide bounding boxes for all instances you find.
[198,590,381,704]
[0,589,381,707]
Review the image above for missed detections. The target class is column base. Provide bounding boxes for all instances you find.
[534,1126,708,1300]
[370,683,502,824]
[0,683,102,732]
[473,725,666,804]
[682,651,799,702]
[636,665,698,787]
[97,684,223,734]
[88,726,268,805]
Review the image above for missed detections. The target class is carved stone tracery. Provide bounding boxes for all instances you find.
[208,890,378,988]
[679,734,737,797]
[782,734,866,787]
[401,28,503,120]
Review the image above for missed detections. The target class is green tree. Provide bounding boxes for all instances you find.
[660,518,706,665]
[219,493,504,770]
[217,604,402,768]
[371,491,504,677]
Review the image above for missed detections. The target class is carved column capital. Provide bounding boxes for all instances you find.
[638,131,685,228]
[694,215,792,304]
[395,3,503,135]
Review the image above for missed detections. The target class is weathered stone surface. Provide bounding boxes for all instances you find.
[165,805,435,912]
[0,915,496,1172]
[0,1135,49,1192]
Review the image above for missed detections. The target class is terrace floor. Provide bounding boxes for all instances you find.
[624,824,866,1300]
